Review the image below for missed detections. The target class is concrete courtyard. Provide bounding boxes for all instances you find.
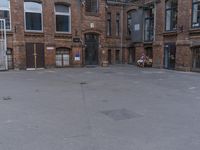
[0,65,200,150]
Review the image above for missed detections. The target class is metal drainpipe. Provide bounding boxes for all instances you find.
[78,0,84,66]
[153,0,156,42]
[120,5,124,64]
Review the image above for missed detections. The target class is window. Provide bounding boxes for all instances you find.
[56,48,70,67]
[24,1,42,31]
[127,11,132,36]
[85,0,98,14]
[144,7,154,42]
[107,13,111,36]
[192,0,200,28]
[165,0,177,31]
[55,4,71,33]
[116,13,120,36]
[0,0,11,30]
[192,48,200,69]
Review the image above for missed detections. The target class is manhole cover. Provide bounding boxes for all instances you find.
[101,108,142,121]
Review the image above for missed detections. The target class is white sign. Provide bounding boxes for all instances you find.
[90,23,94,28]
[134,24,140,31]
[47,47,54,50]
[75,57,80,61]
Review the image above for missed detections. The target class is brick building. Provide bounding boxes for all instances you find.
[0,0,200,72]
[126,0,200,72]
[0,0,109,69]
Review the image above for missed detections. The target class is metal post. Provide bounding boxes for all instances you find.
[0,19,8,70]
[34,44,37,69]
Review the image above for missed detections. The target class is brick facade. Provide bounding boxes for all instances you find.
[1,0,200,72]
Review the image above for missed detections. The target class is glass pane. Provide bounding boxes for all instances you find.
[56,15,69,32]
[24,2,42,12]
[1,0,9,8]
[26,13,42,30]
[0,10,10,29]
[166,10,171,30]
[63,54,69,66]
[55,5,69,13]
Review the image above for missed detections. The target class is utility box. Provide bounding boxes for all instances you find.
[131,9,144,43]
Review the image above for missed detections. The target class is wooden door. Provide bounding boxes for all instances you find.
[26,43,45,69]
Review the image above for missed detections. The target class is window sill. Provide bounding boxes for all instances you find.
[189,28,200,35]
[126,36,131,40]
[55,33,72,38]
[163,31,177,36]
[144,41,153,45]
[85,12,100,17]
[106,36,113,38]
[191,68,200,72]
[24,32,44,37]
[6,31,14,35]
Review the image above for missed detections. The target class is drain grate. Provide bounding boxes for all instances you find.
[80,82,88,85]
[103,71,114,74]
[1,96,12,101]
[101,108,142,121]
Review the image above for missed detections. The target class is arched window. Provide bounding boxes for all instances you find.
[192,0,200,28]
[56,48,70,67]
[165,0,177,31]
[6,48,13,69]
[0,0,11,30]
[55,4,71,33]
[24,1,43,31]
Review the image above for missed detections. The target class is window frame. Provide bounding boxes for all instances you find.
[192,0,200,28]
[165,0,178,31]
[0,0,11,30]
[144,7,154,42]
[55,4,71,33]
[24,1,43,32]
[127,11,132,36]
[116,13,120,36]
[85,0,99,15]
[106,12,112,36]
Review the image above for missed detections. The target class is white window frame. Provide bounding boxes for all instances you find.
[55,5,71,34]
[0,0,11,31]
[24,1,43,32]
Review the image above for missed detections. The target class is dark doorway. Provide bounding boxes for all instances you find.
[26,43,45,69]
[85,33,99,65]
[115,50,120,64]
[108,49,112,64]
[164,43,176,69]
[192,48,200,71]
[145,47,153,59]
[128,48,135,64]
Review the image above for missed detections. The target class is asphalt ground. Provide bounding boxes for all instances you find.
[0,65,200,150]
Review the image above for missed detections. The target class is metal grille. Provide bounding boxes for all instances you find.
[0,19,7,70]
